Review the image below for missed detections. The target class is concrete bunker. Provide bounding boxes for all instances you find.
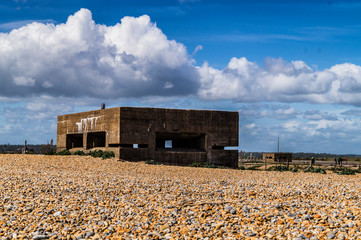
[57,107,239,168]
[263,152,292,162]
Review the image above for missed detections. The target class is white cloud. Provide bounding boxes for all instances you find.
[13,76,35,86]
[0,19,56,32]
[164,82,174,89]
[0,8,199,99]
[191,45,203,56]
[25,101,73,120]
[198,57,361,106]
[303,109,338,120]
[3,9,361,108]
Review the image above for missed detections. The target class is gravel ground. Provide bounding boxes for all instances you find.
[0,154,361,239]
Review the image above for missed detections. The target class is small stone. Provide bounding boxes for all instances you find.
[85,232,94,238]
[53,211,61,217]
[215,222,224,230]
[298,234,307,239]
[224,205,232,212]
[337,233,345,239]
[348,222,355,228]
[327,233,336,239]
[33,235,49,240]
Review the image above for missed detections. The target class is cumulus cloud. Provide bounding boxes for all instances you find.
[238,114,361,153]
[238,104,299,120]
[198,57,361,106]
[0,8,199,99]
[341,109,361,116]
[3,9,361,108]
[191,45,203,56]
[283,118,361,139]
[303,109,338,120]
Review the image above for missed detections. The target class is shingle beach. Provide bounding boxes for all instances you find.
[0,154,360,239]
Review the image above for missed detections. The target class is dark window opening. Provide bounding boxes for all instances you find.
[119,144,133,148]
[108,143,132,147]
[87,132,106,149]
[156,132,205,152]
[109,144,120,147]
[108,143,148,148]
[66,134,83,149]
[212,146,224,150]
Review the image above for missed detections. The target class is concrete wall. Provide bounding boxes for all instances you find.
[57,107,239,168]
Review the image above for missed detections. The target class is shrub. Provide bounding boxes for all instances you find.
[44,151,55,155]
[145,159,159,165]
[204,163,217,168]
[337,168,356,175]
[304,167,326,174]
[314,167,326,174]
[91,149,103,158]
[247,165,262,170]
[56,149,71,155]
[290,167,298,173]
[73,150,85,156]
[189,162,203,167]
[238,166,246,170]
[274,166,289,172]
[102,151,115,159]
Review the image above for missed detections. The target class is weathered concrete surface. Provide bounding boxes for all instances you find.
[57,107,239,168]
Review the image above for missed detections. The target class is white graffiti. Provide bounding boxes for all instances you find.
[76,116,100,132]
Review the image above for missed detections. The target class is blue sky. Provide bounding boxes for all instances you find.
[2,0,361,154]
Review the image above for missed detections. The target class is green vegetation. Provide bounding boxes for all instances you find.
[89,150,114,159]
[238,166,245,170]
[145,159,159,165]
[189,162,203,167]
[273,166,289,172]
[56,149,71,155]
[205,163,218,168]
[44,150,55,155]
[73,150,85,155]
[304,167,326,174]
[101,151,115,159]
[334,168,357,175]
[90,149,103,158]
[188,162,219,168]
[247,165,262,170]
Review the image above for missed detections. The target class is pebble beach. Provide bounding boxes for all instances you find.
[0,154,360,239]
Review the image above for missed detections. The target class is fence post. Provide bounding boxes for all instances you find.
[287,158,290,170]
[265,156,267,171]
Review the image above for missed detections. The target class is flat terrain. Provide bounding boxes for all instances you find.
[0,155,360,239]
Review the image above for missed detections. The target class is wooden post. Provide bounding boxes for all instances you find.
[265,156,267,171]
[240,150,243,167]
[287,157,290,170]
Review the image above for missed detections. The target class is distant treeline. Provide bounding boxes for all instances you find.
[0,144,55,154]
[239,151,361,159]
[1,144,360,159]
